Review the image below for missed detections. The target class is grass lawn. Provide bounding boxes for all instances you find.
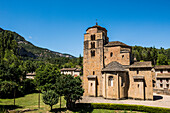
[0,93,66,113]
[0,93,144,113]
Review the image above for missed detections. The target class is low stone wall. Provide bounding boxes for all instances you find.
[153,88,170,95]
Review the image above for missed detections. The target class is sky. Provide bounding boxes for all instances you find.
[0,0,170,57]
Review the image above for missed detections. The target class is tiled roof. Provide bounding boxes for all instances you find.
[60,68,81,71]
[102,61,127,72]
[86,25,107,32]
[105,41,131,48]
[26,72,36,76]
[60,68,76,71]
[155,65,170,69]
[130,61,152,68]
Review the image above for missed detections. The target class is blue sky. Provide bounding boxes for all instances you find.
[0,0,170,57]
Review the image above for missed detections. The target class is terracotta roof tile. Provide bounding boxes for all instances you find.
[130,61,152,68]
[86,25,107,32]
[60,68,81,71]
[105,41,131,48]
[102,61,127,72]
[155,65,170,69]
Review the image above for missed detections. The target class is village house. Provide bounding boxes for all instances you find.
[26,72,36,79]
[60,68,81,77]
[153,65,170,95]
[83,23,153,100]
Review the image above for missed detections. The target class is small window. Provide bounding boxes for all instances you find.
[166,79,169,83]
[122,55,124,58]
[168,70,170,73]
[138,84,140,88]
[91,50,95,57]
[160,70,163,73]
[110,52,113,57]
[91,35,95,40]
[160,84,163,88]
[167,84,169,88]
[108,76,113,86]
[91,83,93,86]
[160,79,162,83]
[105,56,106,59]
[93,71,95,75]
[137,70,139,74]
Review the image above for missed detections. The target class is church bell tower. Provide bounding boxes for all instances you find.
[83,23,109,96]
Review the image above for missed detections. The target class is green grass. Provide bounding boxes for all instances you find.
[0,93,145,113]
[0,93,66,113]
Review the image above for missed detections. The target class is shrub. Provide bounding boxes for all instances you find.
[76,103,170,113]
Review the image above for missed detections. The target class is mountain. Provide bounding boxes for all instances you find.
[0,28,75,59]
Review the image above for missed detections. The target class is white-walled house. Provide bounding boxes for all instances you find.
[60,68,82,77]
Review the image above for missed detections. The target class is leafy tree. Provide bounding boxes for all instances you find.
[0,81,17,98]
[35,64,60,91]
[157,54,168,65]
[42,90,59,110]
[55,75,64,109]
[62,75,84,109]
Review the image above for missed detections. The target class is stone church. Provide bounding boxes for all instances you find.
[83,23,153,100]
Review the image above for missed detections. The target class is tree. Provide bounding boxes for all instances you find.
[157,54,168,65]
[152,46,158,66]
[62,75,84,109]
[35,64,60,91]
[42,90,59,111]
[55,75,64,109]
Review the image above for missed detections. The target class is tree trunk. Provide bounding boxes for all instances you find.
[14,88,15,106]
[38,90,40,108]
[60,96,61,109]
[50,105,52,111]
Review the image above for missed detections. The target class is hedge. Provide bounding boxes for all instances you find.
[76,103,170,113]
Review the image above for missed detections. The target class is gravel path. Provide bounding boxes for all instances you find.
[79,93,170,108]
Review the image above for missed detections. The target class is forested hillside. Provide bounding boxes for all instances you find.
[0,28,75,60]
[0,27,83,69]
[132,46,170,65]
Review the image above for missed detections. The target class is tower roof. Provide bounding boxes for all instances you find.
[86,24,107,32]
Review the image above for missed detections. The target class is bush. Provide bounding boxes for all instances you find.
[76,103,170,113]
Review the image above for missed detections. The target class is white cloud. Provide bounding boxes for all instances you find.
[28,36,32,39]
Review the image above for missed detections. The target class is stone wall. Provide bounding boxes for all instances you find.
[104,46,131,66]
[128,68,153,100]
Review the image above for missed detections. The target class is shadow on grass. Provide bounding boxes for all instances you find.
[51,108,67,113]
[51,107,94,113]
[0,105,22,110]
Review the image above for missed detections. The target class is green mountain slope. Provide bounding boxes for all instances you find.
[0,28,75,59]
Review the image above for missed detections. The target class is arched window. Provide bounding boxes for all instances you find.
[91,35,95,40]
[93,71,95,75]
[110,52,113,57]
[91,42,95,48]
[91,50,95,57]
[108,76,113,86]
